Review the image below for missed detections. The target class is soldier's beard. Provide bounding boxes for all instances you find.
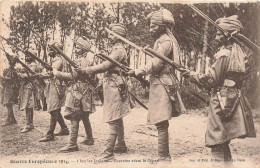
[151,27,165,39]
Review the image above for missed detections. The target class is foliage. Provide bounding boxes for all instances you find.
[3,2,260,108]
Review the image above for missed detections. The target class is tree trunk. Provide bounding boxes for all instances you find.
[200,4,209,74]
[117,2,120,23]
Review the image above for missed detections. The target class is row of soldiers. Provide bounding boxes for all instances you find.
[1,7,256,167]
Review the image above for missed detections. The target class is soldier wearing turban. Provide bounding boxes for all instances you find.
[181,15,256,168]
[1,55,18,126]
[39,41,69,142]
[45,37,96,152]
[75,23,130,161]
[18,50,40,133]
[129,8,186,163]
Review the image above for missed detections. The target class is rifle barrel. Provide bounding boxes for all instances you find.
[188,4,260,53]
[51,45,78,68]
[0,47,35,75]
[0,35,52,71]
[105,28,144,52]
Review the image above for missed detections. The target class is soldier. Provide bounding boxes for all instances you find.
[34,64,44,111]
[129,8,186,163]
[180,15,256,168]
[18,53,39,133]
[75,23,131,161]
[39,43,69,142]
[1,57,18,126]
[48,37,96,152]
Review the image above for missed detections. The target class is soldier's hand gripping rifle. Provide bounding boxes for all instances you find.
[71,39,149,110]
[105,28,209,104]
[72,38,150,89]
[50,44,104,103]
[0,47,46,86]
[0,35,53,72]
[188,4,260,54]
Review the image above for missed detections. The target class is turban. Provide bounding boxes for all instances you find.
[146,8,175,27]
[109,23,126,37]
[76,36,91,52]
[215,15,243,33]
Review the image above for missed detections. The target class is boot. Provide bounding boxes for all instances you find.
[28,108,34,129]
[54,128,70,136]
[96,121,118,161]
[81,113,94,145]
[156,121,171,164]
[54,110,69,136]
[59,120,79,153]
[224,143,233,168]
[114,119,127,153]
[9,105,17,125]
[211,145,225,168]
[21,108,32,133]
[35,99,42,111]
[2,104,16,126]
[39,111,57,142]
[42,97,47,111]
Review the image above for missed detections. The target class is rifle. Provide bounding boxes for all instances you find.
[73,39,150,89]
[0,47,35,75]
[0,47,46,86]
[105,28,208,104]
[0,35,53,71]
[68,39,149,110]
[188,4,260,54]
[50,45,104,103]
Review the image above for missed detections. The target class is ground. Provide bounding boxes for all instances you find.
[0,104,259,168]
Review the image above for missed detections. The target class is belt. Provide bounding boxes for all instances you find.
[150,73,171,78]
[105,70,127,77]
[210,79,236,94]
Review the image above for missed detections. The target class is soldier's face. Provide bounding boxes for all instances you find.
[215,30,227,45]
[149,23,164,39]
[108,33,119,44]
[75,46,87,56]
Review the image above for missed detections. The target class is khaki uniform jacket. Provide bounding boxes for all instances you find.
[142,34,186,125]
[85,42,130,123]
[1,68,18,105]
[18,62,39,110]
[55,58,95,116]
[45,56,65,112]
[34,65,45,100]
[190,45,256,147]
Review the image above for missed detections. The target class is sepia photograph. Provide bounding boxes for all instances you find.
[0,0,259,168]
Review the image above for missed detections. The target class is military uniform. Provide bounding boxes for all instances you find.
[18,62,39,133]
[134,8,186,162]
[182,15,256,168]
[39,56,69,142]
[54,57,96,152]
[81,33,130,160]
[145,34,186,125]
[187,44,256,167]
[1,67,19,126]
[34,65,45,110]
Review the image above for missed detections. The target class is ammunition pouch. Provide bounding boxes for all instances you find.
[118,83,128,102]
[107,71,128,102]
[157,74,182,117]
[216,86,240,122]
[64,107,82,121]
[64,91,83,121]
